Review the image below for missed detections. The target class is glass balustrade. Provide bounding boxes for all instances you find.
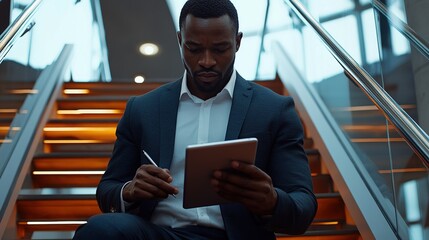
[266,0,428,239]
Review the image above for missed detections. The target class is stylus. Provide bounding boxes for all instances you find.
[142,150,177,198]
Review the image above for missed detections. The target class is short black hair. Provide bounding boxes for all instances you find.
[179,0,239,34]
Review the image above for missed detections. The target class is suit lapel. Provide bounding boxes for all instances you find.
[159,80,181,169]
[225,75,253,140]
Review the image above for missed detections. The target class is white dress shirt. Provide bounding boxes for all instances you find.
[122,70,237,230]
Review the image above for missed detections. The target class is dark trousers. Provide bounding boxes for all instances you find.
[72,213,227,240]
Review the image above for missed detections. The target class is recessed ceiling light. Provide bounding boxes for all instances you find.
[139,43,159,56]
[135,75,145,83]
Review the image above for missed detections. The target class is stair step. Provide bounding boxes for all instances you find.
[342,124,401,139]
[306,148,321,173]
[31,171,103,188]
[31,231,75,240]
[331,105,416,126]
[44,141,114,152]
[17,188,99,220]
[312,174,334,193]
[57,96,129,109]
[30,150,324,188]
[17,189,344,221]
[62,82,164,97]
[276,224,360,239]
[31,173,335,191]
[43,123,117,141]
[314,193,345,220]
[16,190,347,239]
[33,152,110,171]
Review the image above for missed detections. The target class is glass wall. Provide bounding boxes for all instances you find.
[3,0,105,82]
[267,0,428,239]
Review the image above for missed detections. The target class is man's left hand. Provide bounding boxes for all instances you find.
[211,161,277,216]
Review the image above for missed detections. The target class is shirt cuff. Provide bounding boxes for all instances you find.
[120,180,133,212]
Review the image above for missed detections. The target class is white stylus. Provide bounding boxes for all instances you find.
[142,150,176,198]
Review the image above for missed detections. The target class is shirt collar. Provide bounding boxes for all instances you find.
[180,70,236,101]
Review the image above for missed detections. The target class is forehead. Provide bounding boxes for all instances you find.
[182,14,236,38]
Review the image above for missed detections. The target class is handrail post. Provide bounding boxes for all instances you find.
[254,0,270,80]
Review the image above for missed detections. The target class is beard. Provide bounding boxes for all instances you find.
[185,61,235,96]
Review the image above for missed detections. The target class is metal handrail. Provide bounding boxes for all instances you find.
[90,0,112,81]
[0,0,43,63]
[372,0,429,60]
[0,45,73,238]
[255,0,270,79]
[283,0,429,167]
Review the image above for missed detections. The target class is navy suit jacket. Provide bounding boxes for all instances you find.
[97,75,317,239]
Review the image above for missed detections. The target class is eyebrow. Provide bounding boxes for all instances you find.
[185,41,231,47]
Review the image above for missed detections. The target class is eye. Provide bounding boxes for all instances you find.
[188,48,201,53]
[213,48,226,53]
[212,46,230,53]
[185,44,201,53]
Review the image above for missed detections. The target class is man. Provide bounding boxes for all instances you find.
[73,0,317,239]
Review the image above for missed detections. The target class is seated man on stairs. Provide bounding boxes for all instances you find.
[73,0,317,239]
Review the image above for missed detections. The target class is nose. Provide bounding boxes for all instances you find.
[198,50,216,68]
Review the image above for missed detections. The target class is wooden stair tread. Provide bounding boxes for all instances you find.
[19,188,96,200]
[46,118,120,124]
[34,152,111,158]
[33,152,109,172]
[31,231,75,240]
[18,189,344,221]
[57,95,131,101]
[276,225,360,239]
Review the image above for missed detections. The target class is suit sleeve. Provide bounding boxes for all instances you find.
[265,97,317,234]
[96,97,142,213]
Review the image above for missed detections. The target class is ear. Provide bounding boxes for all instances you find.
[235,32,243,52]
[177,31,182,46]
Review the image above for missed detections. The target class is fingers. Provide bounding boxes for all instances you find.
[211,161,277,215]
[124,165,178,202]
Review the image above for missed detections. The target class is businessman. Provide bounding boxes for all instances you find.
[73,0,317,239]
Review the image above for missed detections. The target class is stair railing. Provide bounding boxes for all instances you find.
[0,45,74,239]
[90,0,112,81]
[0,0,43,63]
[283,0,429,168]
[372,0,429,60]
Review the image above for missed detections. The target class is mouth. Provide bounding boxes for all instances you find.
[196,72,219,83]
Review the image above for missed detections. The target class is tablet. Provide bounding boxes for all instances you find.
[183,137,258,209]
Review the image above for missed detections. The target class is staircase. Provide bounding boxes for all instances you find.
[14,80,361,239]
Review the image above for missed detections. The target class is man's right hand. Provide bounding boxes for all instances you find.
[122,165,179,202]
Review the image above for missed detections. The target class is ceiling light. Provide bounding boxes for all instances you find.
[135,75,145,83]
[139,43,159,56]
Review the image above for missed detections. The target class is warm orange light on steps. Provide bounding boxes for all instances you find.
[33,170,105,175]
[351,138,405,143]
[8,89,39,94]
[312,221,339,226]
[57,109,123,115]
[43,140,108,144]
[22,221,87,225]
[379,168,427,174]
[342,125,395,131]
[334,104,415,111]
[43,127,116,132]
[63,89,90,94]
[0,126,21,132]
[0,109,18,113]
